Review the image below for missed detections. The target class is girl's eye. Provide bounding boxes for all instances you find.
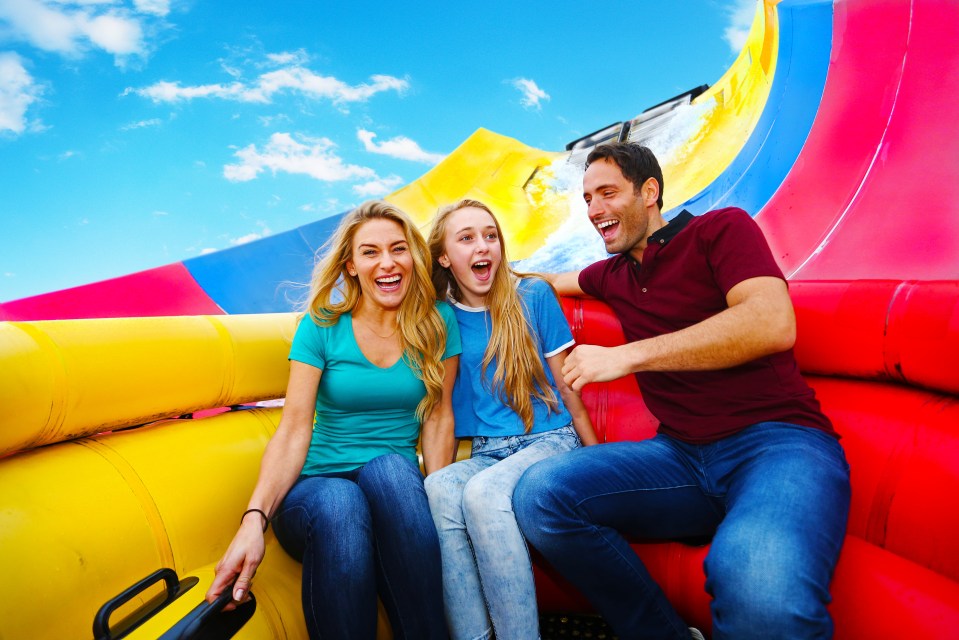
[485,233,498,241]
[459,234,472,242]
[362,249,376,256]
[393,245,407,253]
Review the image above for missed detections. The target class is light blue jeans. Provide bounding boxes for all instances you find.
[515,422,851,640]
[425,425,581,640]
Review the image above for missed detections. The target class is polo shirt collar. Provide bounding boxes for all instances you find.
[628,209,695,268]
[649,209,694,245]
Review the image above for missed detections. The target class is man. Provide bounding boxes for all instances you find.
[513,143,850,640]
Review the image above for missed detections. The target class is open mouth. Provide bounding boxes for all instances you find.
[375,274,402,292]
[471,260,493,280]
[597,219,619,239]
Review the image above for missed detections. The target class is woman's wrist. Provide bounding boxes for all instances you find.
[241,508,270,533]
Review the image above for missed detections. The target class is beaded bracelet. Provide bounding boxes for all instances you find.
[241,508,270,533]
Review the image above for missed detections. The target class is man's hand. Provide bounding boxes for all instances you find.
[562,344,634,392]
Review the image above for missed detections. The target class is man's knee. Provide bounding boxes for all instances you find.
[705,533,833,638]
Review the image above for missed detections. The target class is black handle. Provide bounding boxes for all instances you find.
[93,568,197,640]
[159,584,256,640]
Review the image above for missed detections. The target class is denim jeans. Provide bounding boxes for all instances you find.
[425,425,581,640]
[272,453,448,640]
[514,422,851,640]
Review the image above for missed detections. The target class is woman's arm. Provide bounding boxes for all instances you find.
[547,348,598,446]
[421,356,459,475]
[206,360,320,606]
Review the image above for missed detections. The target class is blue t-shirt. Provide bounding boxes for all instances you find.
[289,301,461,475]
[450,277,574,437]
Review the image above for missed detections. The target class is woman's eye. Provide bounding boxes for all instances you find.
[459,235,472,242]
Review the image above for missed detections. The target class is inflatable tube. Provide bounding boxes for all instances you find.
[0,313,294,456]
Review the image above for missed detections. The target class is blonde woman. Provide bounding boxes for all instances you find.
[425,199,596,640]
[207,201,460,640]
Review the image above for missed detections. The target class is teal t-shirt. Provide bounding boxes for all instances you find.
[289,301,461,475]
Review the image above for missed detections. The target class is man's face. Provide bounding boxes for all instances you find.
[583,158,650,258]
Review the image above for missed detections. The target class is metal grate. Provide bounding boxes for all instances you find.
[539,613,618,639]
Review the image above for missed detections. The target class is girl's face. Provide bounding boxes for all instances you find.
[437,206,502,308]
[346,218,414,312]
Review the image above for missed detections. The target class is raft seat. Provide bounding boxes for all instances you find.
[536,281,959,638]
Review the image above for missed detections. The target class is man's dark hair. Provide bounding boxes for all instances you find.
[585,143,665,210]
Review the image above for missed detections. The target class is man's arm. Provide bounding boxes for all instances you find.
[542,270,585,296]
[561,276,795,391]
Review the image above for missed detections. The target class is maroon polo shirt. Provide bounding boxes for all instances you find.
[579,207,835,444]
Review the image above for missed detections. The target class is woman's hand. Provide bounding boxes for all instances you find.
[205,515,266,610]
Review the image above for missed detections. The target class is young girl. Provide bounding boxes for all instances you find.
[425,198,597,640]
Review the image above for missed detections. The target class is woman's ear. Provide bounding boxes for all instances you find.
[438,254,451,269]
[345,260,357,276]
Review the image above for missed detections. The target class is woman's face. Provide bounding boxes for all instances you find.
[437,206,502,308]
[346,218,415,311]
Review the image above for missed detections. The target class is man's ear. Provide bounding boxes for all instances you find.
[438,254,451,268]
[642,177,661,208]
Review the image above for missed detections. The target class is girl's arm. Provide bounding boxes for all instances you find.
[421,355,459,475]
[548,348,599,446]
[206,360,319,606]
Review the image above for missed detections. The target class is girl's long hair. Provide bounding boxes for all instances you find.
[304,200,446,421]
[428,198,558,432]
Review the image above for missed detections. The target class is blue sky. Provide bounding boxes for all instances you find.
[0,0,755,301]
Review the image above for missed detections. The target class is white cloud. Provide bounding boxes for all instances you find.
[223,132,377,183]
[78,11,143,55]
[123,80,247,102]
[0,53,42,134]
[230,221,271,246]
[0,0,148,61]
[199,247,217,255]
[353,175,404,197]
[120,117,162,130]
[152,210,168,216]
[512,77,549,110]
[266,49,308,66]
[357,129,445,165]
[128,66,409,105]
[724,0,757,53]
[132,0,169,17]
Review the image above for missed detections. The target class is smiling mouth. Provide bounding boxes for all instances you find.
[596,219,619,239]
[471,260,493,280]
[375,274,402,291]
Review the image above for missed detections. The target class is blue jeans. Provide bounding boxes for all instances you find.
[425,425,581,640]
[514,423,851,640]
[272,453,448,640]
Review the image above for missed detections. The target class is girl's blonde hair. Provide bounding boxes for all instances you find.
[304,200,446,421]
[428,198,559,432]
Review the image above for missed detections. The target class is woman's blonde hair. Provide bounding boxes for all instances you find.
[427,198,558,432]
[304,200,446,421]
